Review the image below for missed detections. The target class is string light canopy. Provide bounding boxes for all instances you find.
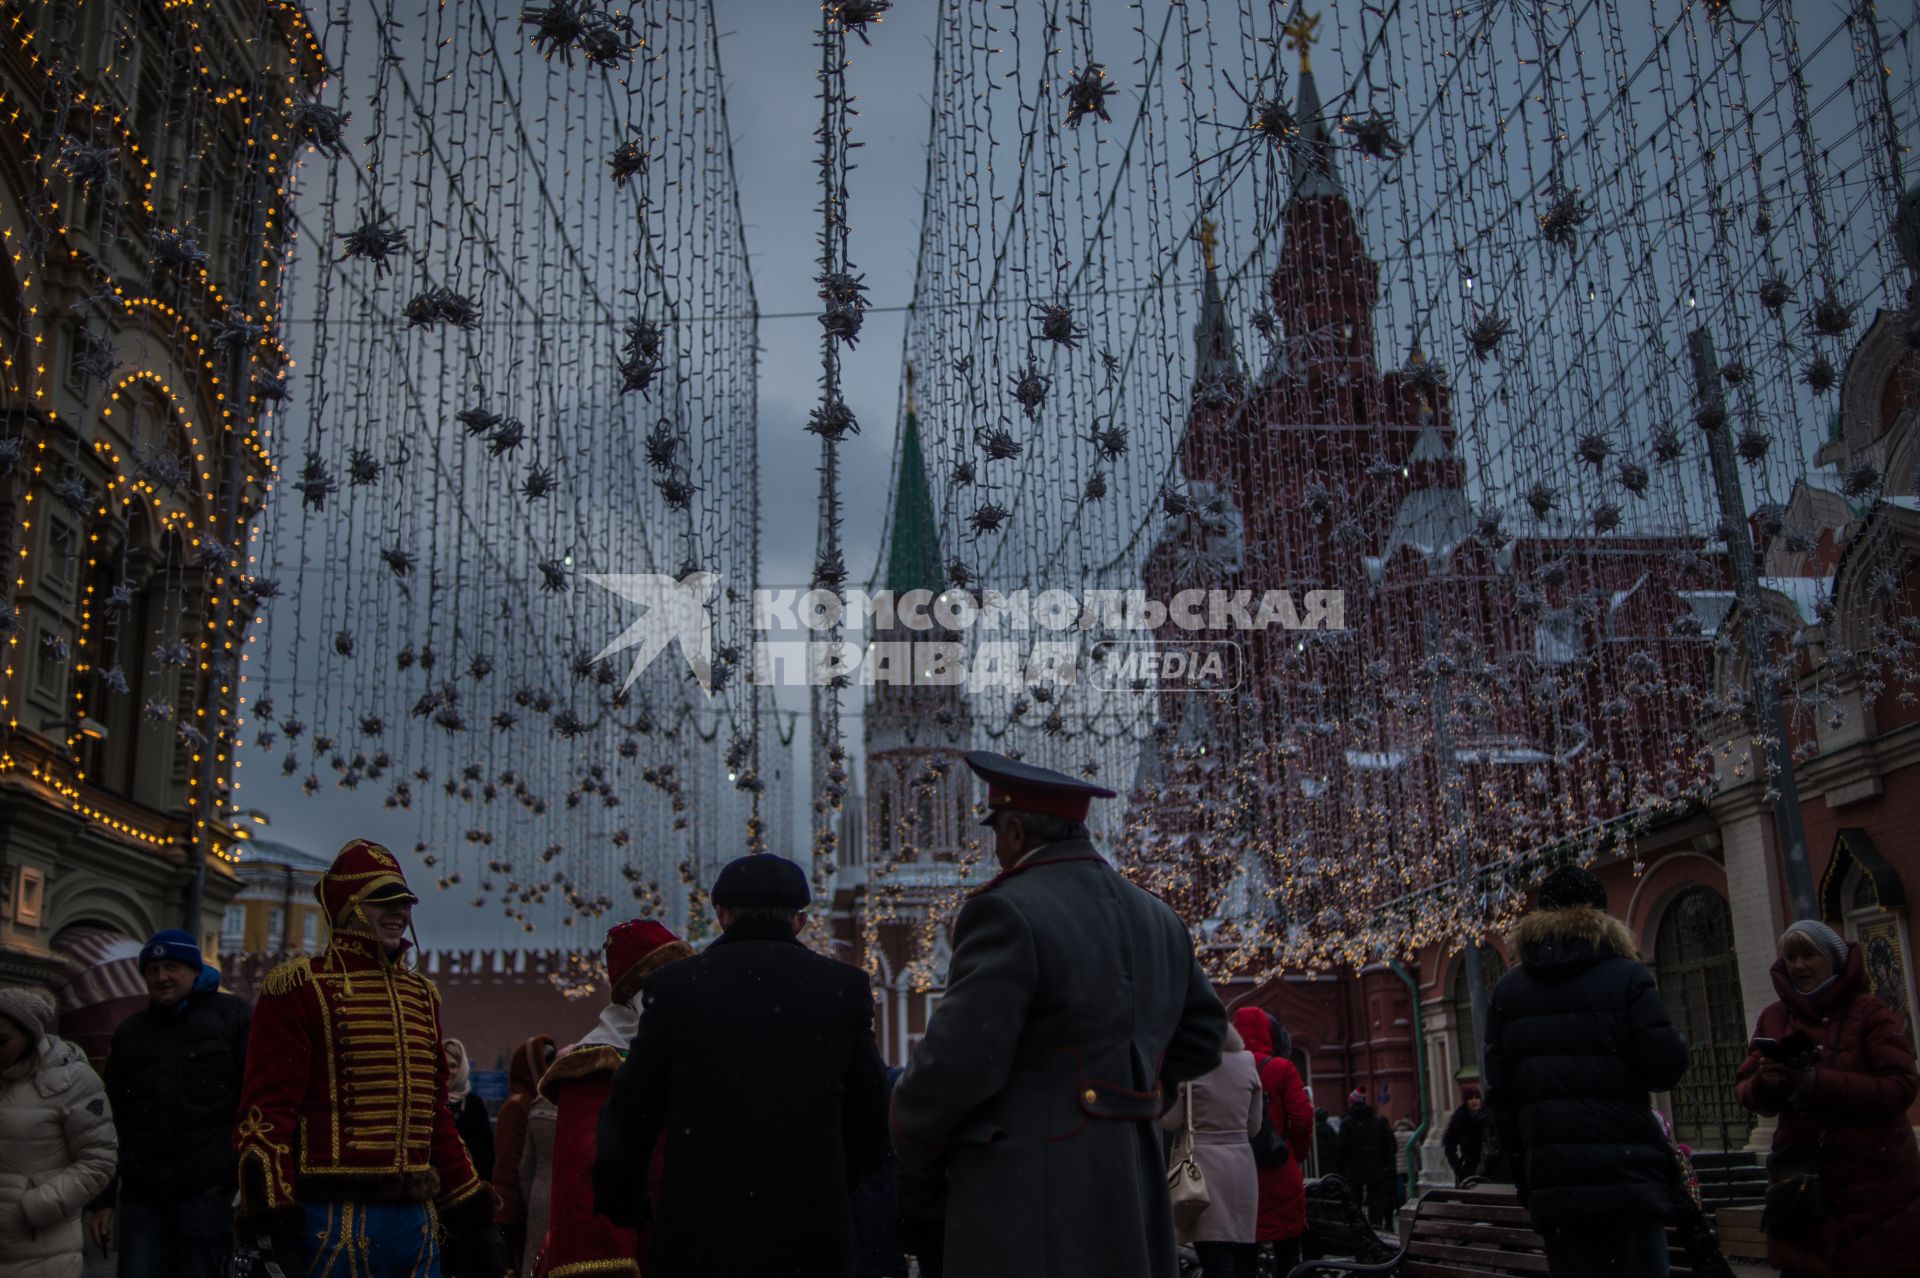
[0,0,768,983]
[868,0,1920,980]
[10,0,1915,989]
[249,0,769,969]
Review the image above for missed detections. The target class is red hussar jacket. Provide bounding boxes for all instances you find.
[234,928,481,1212]
[1736,943,1920,1278]
[1232,1008,1314,1243]
[535,1045,660,1278]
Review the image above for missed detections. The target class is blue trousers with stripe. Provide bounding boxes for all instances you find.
[295,1201,440,1278]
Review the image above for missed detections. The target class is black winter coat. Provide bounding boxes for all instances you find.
[103,977,251,1203]
[1482,906,1689,1230]
[1313,1115,1339,1178]
[847,1068,908,1278]
[1336,1104,1396,1184]
[594,917,890,1278]
[453,1093,495,1185]
[1441,1104,1487,1180]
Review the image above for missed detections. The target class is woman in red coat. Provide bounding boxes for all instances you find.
[494,1033,556,1274]
[1232,1007,1314,1274]
[535,921,692,1278]
[1735,918,1920,1278]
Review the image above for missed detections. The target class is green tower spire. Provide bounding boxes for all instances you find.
[885,369,945,600]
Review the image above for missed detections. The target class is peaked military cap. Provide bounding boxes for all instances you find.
[964,750,1116,826]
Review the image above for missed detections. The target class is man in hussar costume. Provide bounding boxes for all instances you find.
[534,919,692,1278]
[234,838,507,1278]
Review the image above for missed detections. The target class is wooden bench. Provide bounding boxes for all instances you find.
[1300,1175,1398,1265]
[1285,1185,1700,1277]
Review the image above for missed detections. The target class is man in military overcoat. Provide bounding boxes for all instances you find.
[890,752,1228,1278]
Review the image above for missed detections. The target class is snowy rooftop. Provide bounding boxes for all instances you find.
[1755,575,1832,625]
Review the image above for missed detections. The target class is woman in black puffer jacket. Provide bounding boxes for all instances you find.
[1335,1091,1397,1229]
[1483,864,1690,1278]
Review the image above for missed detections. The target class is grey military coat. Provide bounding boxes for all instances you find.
[890,839,1228,1278]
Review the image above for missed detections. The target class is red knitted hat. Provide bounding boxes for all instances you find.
[606,919,693,1005]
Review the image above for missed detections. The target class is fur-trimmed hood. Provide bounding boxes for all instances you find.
[1510,905,1638,978]
[508,1034,556,1096]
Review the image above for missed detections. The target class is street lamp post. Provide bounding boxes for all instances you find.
[1427,614,1490,1065]
[1687,326,1817,921]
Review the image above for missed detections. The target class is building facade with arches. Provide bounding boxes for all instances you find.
[0,0,323,1011]
[1167,57,1920,1172]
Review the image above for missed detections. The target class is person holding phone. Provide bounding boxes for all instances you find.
[1736,919,1920,1277]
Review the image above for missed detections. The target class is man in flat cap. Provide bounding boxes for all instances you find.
[593,854,889,1277]
[891,751,1228,1278]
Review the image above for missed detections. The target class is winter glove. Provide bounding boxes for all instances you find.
[592,1157,651,1232]
[236,1205,308,1278]
[440,1191,511,1278]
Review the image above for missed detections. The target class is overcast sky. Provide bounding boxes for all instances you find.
[244,0,942,947]
[240,0,1910,952]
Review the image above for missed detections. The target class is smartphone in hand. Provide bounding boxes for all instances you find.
[1752,1030,1815,1061]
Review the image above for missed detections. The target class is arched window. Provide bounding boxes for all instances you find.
[875,788,893,858]
[108,527,189,812]
[121,383,194,489]
[949,782,971,861]
[1449,948,1505,1080]
[0,245,24,401]
[915,787,936,857]
[1882,350,1918,438]
[1653,887,1748,1149]
[1842,862,1917,1052]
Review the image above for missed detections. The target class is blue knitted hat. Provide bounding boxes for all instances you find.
[139,929,204,972]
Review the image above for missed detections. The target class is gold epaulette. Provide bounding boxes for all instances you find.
[261,956,313,997]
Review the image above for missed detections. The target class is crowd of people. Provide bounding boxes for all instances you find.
[1472,863,1920,1278]
[4,756,1920,1278]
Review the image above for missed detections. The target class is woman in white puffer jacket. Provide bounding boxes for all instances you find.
[0,987,117,1278]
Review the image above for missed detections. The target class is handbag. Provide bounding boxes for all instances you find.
[1251,1097,1291,1168]
[1660,1120,1737,1278]
[1762,1137,1828,1241]
[1168,1083,1212,1229]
